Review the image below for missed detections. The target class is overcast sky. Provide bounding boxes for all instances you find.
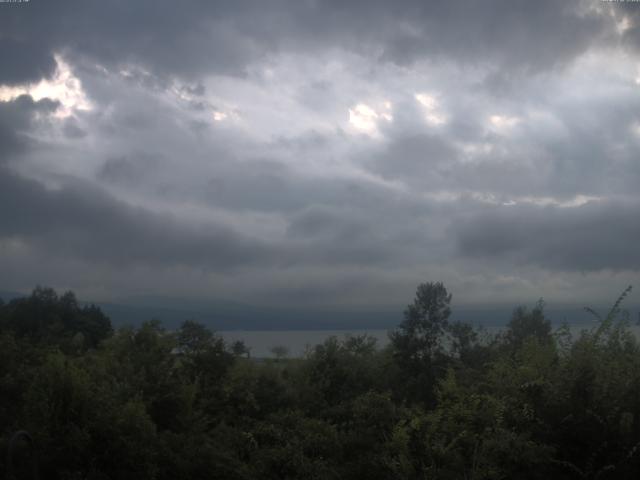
[1,0,640,310]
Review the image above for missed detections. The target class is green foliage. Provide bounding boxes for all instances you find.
[391,282,452,358]
[389,281,454,406]
[504,299,552,351]
[1,287,112,351]
[2,284,640,479]
[302,335,386,411]
[407,369,554,479]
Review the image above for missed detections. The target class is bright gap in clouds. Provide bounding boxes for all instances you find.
[213,111,228,121]
[348,102,392,135]
[0,54,92,118]
[489,114,520,131]
[414,93,447,125]
[348,104,377,132]
[501,194,602,208]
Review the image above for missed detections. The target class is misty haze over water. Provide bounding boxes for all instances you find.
[221,322,640,358]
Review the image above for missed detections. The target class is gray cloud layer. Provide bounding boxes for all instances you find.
[454,201,640,271]
[1,0,639,308]
[0,1,624,80]
[0,168,272,270]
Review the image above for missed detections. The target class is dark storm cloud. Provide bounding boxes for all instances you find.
[288,206,370,240]
[0,95,59,160]
[1,0,639,306]
[368,134,457,185]
[201,166,391,214]
[0,96,423,272]
[0,38,57,86]
[0,0,616,85]
[0,169,273,269]
[61,118,87,139]
[0,165,435,271]
[286,205,389,264]
[366,74,640,201]
[0,1,268,80]
[98,153,165,186]
[331,0,606,71]
[454,201,640,271]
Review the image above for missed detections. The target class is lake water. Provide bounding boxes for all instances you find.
[220,323,640,358]
[220,330,391,358]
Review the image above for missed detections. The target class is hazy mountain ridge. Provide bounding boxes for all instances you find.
[3,289,635,330]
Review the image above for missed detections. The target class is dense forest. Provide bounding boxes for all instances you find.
[2,284,640,479]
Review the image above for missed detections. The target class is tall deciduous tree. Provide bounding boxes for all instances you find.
[505,300,551,351]
[390,281,452,406]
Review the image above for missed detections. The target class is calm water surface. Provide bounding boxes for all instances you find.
[220,330,391,358]
[221,323,640,358]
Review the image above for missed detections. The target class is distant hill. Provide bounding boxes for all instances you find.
[96,299,640,331]
[1,288,638,331]
[97,297,404,331]
[0,290,26,302]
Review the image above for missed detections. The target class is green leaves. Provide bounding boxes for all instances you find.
[1,286,112,351]
[1,284,639,479]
